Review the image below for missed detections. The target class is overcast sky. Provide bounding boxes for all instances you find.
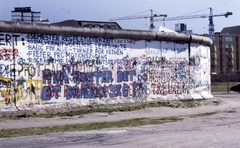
[0,0,239,34]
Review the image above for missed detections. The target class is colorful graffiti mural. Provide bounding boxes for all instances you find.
[0,32,211,107]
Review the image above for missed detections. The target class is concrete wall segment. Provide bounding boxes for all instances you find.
[0,20,213,113]
[0,21,212,46]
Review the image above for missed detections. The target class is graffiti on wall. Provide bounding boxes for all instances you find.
[0,32,211,105]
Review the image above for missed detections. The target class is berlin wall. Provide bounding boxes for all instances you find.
[0,21,213,112]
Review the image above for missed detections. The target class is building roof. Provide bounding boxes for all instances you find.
[221,25,240,35]
[12,7,32,12]
[51,20,80,27]
[51,20,122,29]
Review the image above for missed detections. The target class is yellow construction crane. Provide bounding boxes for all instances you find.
[109,9,167,31]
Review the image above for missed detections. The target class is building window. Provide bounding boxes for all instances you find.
[211,51,216,54]
[226,51,231,55]
[237,62,239,70]
[225,44,232,48]
[225,36,233,42]
[211,65,217,69]
[219,36,222,41]
[210,36,216,41]
[220,50,223,55]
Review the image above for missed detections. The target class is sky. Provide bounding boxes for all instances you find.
[0,0,239,34]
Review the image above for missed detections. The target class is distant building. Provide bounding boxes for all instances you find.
[11,7,49,23]
[52,20,122,29]
[175,23,193,34]
[209,25,240,76]
[158,26,177,33]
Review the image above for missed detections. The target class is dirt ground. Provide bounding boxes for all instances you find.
[0,92,239,130]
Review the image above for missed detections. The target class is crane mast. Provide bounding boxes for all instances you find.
[209,7,214,35]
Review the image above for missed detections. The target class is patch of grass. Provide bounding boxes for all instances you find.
[212,100,220,106]
[0,115,21,122]
[25,101,181,118]
[211,81,240,92]
[181,102,200,108]
[189,112,218,118]
[211,84,227,92]
[0,101,207,121]
[0,116,183,138]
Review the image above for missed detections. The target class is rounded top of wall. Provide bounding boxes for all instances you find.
[0,20,213,47]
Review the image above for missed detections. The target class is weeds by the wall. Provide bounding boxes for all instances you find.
[0,116,183,138]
